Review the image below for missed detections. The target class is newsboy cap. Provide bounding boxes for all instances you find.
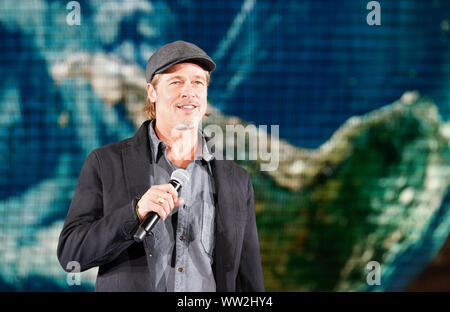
[145,40,216,83]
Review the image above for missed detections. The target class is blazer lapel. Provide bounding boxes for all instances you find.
[122,120,153,201]
[211,159,238,290]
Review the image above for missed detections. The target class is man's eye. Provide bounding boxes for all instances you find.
[194,81,204,85]
[170,81,180,85]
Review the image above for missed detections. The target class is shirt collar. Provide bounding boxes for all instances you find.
[148,119,214,163]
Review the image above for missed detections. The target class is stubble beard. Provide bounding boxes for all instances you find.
[174,112,203,130]
[174,120,196,130]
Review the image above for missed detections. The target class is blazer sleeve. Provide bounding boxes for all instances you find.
[57,150,139,272]
[237,174,265,291]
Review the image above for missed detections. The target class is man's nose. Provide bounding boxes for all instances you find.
[180,82,196,98]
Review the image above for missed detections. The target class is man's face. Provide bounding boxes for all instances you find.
[148,62,208,130]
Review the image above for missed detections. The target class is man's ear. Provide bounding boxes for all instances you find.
[146,83,157,102]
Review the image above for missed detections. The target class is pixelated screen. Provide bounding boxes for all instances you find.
[0,0,449,291]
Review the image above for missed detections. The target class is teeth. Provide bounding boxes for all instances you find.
[179,105,195,109]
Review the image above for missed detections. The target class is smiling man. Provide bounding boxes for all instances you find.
[57,41,265,292]
[146,61,209,168]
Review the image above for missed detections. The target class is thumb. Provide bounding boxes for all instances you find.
[176,197,185,207]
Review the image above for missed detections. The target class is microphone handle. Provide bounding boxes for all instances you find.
[133,179,182,242]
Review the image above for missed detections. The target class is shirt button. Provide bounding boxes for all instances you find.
[179,235,185,241]
[178,267,184,272]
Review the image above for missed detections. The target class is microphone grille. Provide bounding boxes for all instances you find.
[171,169,190,186]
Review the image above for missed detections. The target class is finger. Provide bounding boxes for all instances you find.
[152,195,171,217]
[148,201,168,220]
[153,184,179,202]
[138,200,168,220]
[151,189,175,210]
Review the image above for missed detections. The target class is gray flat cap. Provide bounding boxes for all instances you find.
[145,40,216,82]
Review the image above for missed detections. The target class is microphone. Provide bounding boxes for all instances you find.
[133,169,190,242]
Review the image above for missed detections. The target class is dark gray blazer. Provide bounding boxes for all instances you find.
[57,120,265,292]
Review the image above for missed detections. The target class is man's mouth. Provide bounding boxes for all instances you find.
[176,103,198,112]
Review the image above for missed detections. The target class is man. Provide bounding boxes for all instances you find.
[57,40,265,292]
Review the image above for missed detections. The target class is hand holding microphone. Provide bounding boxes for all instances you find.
[136,184,184,221]
[134,169,189,242]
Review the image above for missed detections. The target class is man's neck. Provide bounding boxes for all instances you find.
[154,120,199,167]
